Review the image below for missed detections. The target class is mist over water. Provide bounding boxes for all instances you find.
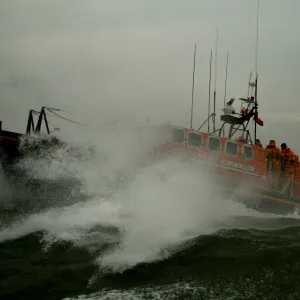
[0,123,292,248]
[2,0,300,298]
[2,121,300,300]
[0,124,250,248]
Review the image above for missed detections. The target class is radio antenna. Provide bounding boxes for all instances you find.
[223,51,229,109]
[208,50,212,132]
[213,28,219,131]
[255,0,260,77]
[254,0,260,142]
[190,43,197,129]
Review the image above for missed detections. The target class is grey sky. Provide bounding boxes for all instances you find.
[1,0,300,149]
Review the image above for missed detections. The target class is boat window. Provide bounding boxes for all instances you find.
[188,132,202,147]
[225,141,238,156]
[243,145,254,160]
[208,137,221,152]
[171,128,184,143]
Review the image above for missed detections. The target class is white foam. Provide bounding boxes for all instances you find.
[0,158,252,257]
[63,282,203,300]
[0,198,122,244]
[96,159,263,271]
[1,122,299,274]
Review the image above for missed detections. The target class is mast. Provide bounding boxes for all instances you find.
[223,51,229,109]
[254,0,260,142]
[254,76,258,142]
[26,109,35,135]
[247,72,252,98]
[213,28,219,132]
[255,0,260,78]
[208,50,212,132]
[35,107,50,134]
[190,43,197,129]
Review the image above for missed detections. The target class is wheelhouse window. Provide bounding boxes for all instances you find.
[243,145,254,160]
[171,128,184,143]
[225,141,238,156]
[188,132,202,147]
[208,137,221,152]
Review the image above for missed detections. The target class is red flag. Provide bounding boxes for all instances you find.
[254,113,264,126]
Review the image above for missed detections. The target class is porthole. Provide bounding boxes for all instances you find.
[188,132,202,147]
[225,141,238,156]
[243,145,254,160]
[171,128,184,143]
[208,137,221,152]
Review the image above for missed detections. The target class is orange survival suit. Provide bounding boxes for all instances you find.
[280,143,298,178]
[279,143,298,194]
[265,140,281,189]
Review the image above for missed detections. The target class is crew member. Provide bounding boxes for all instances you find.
[224,98,235,115]
[280,143,298,192]
[265,140,281,189]
[255,139,263,148]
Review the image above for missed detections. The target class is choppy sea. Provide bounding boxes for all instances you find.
[1,126,300,300]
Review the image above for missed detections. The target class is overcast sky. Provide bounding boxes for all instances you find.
[1,0,300,148]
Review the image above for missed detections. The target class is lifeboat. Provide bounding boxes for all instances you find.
[153,78,300,215]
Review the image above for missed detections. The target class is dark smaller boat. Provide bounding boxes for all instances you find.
[0,106,79,164]
[0,121,22,161]
[0,107,88,215]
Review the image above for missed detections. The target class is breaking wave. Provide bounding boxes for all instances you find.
[1,122,300,300]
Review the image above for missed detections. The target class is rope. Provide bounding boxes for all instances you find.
[46,108,87,126]
[45,107,95,117]
[32,111,58,128]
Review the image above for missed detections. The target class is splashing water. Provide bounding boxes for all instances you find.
[0,155,266,272]
[1,121,300,278]
[63,282,206,300]
[95,160,253,271]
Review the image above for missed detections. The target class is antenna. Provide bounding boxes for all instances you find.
[254,74,258,142]
[208,50,212,132]
[190,43,197,129]
[223,51,229,109]
[247,72,252,98]
[213,28,219,131]
[254,0,260,142]
[255,0,260,77]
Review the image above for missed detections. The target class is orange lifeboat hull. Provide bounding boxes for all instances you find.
[153,125,300,214]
